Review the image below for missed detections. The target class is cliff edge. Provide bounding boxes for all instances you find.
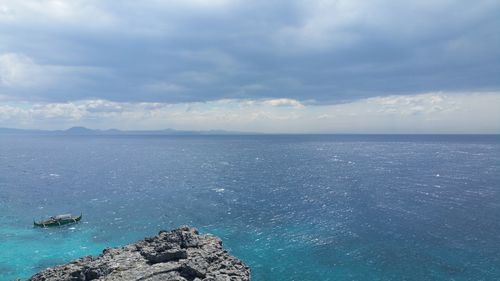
[28,226,250,281]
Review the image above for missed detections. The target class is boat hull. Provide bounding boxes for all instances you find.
[34,215,82,228]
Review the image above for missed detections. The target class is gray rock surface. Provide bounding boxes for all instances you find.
[28,226,250,281]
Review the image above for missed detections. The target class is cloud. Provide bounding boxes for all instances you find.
[0,52,111,101]
[0,53,46,87]
[369,94,454,115]
[0,1,498,132]
[0,1,116,28]
[143,82,186,94]
[303,92,500,133]
[0,0,497,104]
[261,98,304,108]
[1,92,498,133]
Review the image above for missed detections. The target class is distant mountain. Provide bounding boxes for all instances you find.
[61,126,99,135]
[0,127,256,135]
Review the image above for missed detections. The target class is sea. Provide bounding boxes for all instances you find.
[0,134,499,281]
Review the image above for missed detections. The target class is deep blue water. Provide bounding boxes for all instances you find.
[1,135,499,281]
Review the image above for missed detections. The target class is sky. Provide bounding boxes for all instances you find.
[0,0,499,133]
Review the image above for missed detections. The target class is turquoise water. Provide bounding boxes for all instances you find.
[1,135,499,280]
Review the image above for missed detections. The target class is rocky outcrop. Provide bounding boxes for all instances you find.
[28,226,250,281]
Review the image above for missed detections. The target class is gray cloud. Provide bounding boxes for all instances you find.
[0,0,499,104]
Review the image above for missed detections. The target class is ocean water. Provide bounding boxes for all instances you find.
[1,135,499,281]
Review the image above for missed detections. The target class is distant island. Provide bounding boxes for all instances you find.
[0,126,257,136]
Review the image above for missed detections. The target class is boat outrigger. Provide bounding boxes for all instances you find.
[34,213,82,227]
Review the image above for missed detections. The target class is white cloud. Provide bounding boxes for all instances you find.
[0,92,498,133]
[0,104,25,121]
[305,92,500,133]
[0,53,47,87]
[0,52,111,99]
[166,0,238,10]
[261,98,305,108]
[367,93,456,115]
[0,0,116,28]
[31,102,85,120]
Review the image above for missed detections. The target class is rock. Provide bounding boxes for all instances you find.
[28,226,250,281]
[180,258,208,279]
[142,249,188,264]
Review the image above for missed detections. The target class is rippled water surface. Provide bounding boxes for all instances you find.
[1,135,499,280]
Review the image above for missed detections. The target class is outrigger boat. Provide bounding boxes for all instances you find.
[34,213,82,227]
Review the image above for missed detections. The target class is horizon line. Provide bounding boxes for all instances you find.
[0,126,498,136]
